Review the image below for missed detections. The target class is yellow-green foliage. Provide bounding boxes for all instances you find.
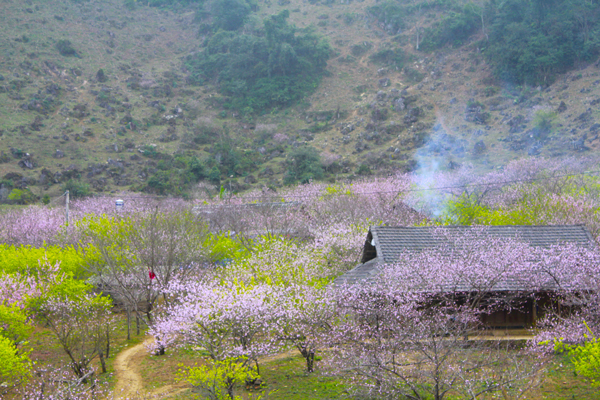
[441,194,541,226]
[0,303,33,347]
[321,183,354,199]
[0,244,86,278]
[224,237,334,289]
[204,232,251,264]
[570,322,600,387]
[177,357,263,400]
[441,184,600,227]
[0,335,31,388]
[533,109,557,133]
[77,214,132,271]
[571,333,600,387]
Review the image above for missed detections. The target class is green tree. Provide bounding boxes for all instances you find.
[186,10,330,112]
[7,189,37,205]
[177,357,261,400]
[284,146,324,184]
[0,336,31,389]
[0,304,33,351]
[209,166,222,185]
[211,0,255,31]
[485,0,600,85]
[62,180,91,198]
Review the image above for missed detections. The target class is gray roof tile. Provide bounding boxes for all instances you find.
[334,225,595,287]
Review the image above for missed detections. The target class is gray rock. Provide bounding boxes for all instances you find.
[473,140,487,155]
[393,97,405,111]
[18,155,35,169]
[378,78,390,88]
[557,101,567,113]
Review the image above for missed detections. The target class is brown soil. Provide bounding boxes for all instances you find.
[113,341,147,399]
[113,338,187,400]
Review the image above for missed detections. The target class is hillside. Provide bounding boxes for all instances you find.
[1,0,600,202]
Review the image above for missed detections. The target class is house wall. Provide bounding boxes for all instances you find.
[480,294,555,329]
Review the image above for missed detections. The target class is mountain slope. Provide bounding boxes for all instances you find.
[1,0,599,202]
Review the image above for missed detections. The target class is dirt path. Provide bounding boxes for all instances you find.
[112,339,186,400]
[113,341,147,399]
[112,340,299,399]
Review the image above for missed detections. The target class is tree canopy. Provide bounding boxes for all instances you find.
[186,10,331,113]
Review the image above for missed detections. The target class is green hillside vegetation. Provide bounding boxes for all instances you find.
[486,0,600,85]
[186,9,331,114]
[2,0,600,201]
[369,0,600,84]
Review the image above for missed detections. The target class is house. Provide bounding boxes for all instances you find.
[334,225,597,329]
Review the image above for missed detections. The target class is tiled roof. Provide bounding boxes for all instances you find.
[334,225,595,287]
[373,225,594,263]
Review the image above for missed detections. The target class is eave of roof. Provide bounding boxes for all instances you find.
[335,224,597,289]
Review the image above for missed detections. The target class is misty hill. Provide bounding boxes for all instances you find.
[1,0,600,203]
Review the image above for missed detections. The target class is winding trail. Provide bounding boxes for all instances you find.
[111,340,302,399]
[112,339,186,400]
[113,341,146,399]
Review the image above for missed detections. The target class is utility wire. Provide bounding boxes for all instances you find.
[50,169,600,204]
[206,169,600,201]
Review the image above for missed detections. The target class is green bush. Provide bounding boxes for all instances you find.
[62,179,90,198]
[350,42,373,57]
[366,1,406,34]
[210,0,256,31]
[284,146,324,184]
[186,10,331,113]
[420,6,479,51]
[7,189,37,205]
[0,336,31,388]
[0,244,86,278]
[533,109,557,134]
[369,48,406,68]
[56,40,78,57]
[403,66,424,83]
[146,170,174,195]
[485,0,600,85]
[357,164,372,176]
[571,336,600,387]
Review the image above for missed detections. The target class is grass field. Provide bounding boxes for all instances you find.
[7,311,599,399]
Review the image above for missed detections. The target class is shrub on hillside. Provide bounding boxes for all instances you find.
[284,146,324,185]
[186,10,330,113]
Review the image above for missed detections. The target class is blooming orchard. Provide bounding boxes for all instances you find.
[1,158,600,398]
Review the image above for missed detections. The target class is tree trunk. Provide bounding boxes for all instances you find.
[154,335,166,355]
[227,379,235,400]
[99,351,107,374]
[126,310,131,341]
[299,345,315,373]
[254,359,261,376]
[105,325,111,358]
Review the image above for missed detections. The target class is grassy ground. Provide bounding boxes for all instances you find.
[4,313,146,399]
[533,354,599,400]
[139,345,599,400]
[259,354,351,400]
[145,349,353,400]
[9,312,600,399]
